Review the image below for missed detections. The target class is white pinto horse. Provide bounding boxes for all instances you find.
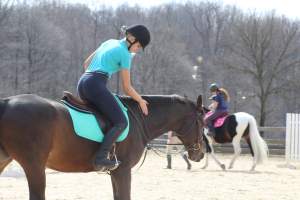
[202,111,268,171]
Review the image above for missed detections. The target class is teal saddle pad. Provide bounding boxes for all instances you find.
[62,95,129,143]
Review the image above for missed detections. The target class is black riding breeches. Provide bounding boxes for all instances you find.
[77,72,128,133]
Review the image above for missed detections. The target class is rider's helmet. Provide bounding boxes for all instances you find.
[125,24,151,49]
[209,83,219,92]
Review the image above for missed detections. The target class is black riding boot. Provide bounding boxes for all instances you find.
[94,126,124,171]
[182,154,192,170]
[166,155,172,169]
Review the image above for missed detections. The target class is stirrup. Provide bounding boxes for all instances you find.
[108,145,120,171]
[110,154,120,171]
[95,155,121,172]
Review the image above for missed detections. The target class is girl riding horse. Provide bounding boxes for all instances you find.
[205,83,230,137]
[77,25,150,171]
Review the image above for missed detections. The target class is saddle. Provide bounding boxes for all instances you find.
[61,91,109,131]
[204,111,228,128]
[62,91,93,112]
[61,91,129,143]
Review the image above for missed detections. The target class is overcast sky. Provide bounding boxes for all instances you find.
[60,0,300,19]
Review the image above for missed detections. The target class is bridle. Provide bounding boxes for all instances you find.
[175,110,204,152]
[122,98,204,152]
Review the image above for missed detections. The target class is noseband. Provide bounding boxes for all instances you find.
[175,111,204,151]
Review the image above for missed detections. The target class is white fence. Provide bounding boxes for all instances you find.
[286,113,300,161]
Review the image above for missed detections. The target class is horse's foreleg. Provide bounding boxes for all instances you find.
[228,137,241,169]
[203,136,225,170]
[201,153,209,169]
[201,135,210,169]
[181,152,191,170]
[210,152,226,170]
[111,167,131,200]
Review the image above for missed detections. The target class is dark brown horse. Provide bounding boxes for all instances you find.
[0,93,205,200]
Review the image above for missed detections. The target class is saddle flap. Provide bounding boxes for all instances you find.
[61,91,130,143]
[61,91,108,129]
[204,111,228,128]
[214,116,227,127]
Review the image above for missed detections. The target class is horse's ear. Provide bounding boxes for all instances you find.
[196,95,202,111]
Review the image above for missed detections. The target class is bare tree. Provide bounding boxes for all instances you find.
[223,12,300,127]
[1,0,299,129]
[0,0,13,26]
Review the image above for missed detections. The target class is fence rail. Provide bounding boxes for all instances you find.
[258,126,285,132]
[150,127,286,155]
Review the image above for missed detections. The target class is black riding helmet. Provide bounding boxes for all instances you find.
[125,24,151,50]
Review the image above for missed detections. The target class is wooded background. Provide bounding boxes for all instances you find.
[0,0,299,130]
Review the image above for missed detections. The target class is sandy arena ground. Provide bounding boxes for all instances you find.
[1,152,300,200]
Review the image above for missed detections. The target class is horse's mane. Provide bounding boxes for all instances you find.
[120,94,191,106]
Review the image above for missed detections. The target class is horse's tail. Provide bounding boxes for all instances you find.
[0,99,9,141]
[0,99,11,164]
[248,114,268,164]
[0,99,5,125]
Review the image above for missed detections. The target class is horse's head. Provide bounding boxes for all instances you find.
[202,105,210,113]
[174,95,205,162]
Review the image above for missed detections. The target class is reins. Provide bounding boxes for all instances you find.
[120,97,204,170]
[122,101,152,142]
[174,111,203,152]
[120,101,152,171]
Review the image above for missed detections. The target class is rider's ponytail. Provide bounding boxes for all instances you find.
[219,88,230,102]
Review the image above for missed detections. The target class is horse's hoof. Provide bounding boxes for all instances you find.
[201,165,208,169]
[221,164,226,170]
[250,167,256,172]
[187,164,191,170]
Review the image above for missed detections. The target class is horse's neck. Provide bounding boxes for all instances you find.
[123,96,191,143]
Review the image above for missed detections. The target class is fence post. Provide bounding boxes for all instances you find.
[285,113,300,168]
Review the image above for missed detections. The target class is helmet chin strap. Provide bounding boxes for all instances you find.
[126,38,138,51]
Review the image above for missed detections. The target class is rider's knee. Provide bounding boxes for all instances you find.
[114,121,128,132]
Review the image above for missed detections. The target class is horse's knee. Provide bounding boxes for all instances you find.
[233,147,241,155]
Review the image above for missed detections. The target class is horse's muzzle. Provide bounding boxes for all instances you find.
[189,152,204,162]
